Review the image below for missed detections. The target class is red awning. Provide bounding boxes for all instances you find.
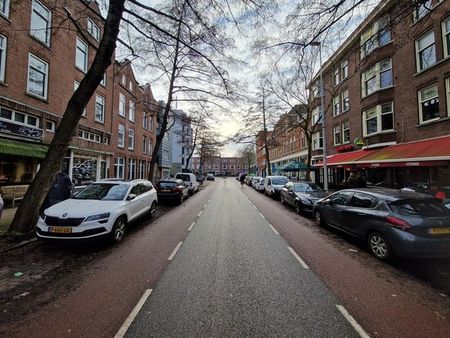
[356,136,450,166]
[320,149,377,167]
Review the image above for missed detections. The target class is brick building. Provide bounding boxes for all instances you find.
[0,1,158,188]
[192,156,248,176]
[311,0,450,189]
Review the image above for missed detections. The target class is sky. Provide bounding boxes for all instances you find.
[121,0,379,157]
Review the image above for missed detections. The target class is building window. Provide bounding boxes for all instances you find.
[95,94,105,123]
[75,37,88,72]
[45,120,55,132]
[30,0,51,46]
[129,100,135,122]
[118,124,125,148]
[341,89,349,112]
[139,160,146,179]
[416,31,436,72]
[312,131,323,150]
[1,107,40,128]
[143,112,148,129]
[128,159,136,180]
[332,96,340,116]
[128,129,135,150]
[413,0,433,22]
[74,81,86,116]
[121,74,126,85]
[27,53,48,99]
[333,125,341,146]
[100,73,106,86]
[142,137,147,154]
[442,17,450,58]
[77,130,101,143]
[1,0,10,17]
[418,85,439,124]
[333,67,340,86]
[363,102,394,136]
[87,18,100,41]
[360,15,391,58]
[0,34,6,82]
[447,78,450,117]
[114,157,125,179]
[129,81,133,92]
[119,93,126,117]
[341,60,348,80]
[361,59,392,98]
[150,116,154,131]
[312,107,321,124]
[342,121,350,143]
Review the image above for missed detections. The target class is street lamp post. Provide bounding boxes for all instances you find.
[311,41,328,191]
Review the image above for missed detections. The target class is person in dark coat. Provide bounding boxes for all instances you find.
[42,171,73,211]
[346,171,360,189]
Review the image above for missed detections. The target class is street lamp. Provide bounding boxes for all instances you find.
[310,41,329,191]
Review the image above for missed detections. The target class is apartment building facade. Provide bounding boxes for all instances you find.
[311,0,450,189]
[0,0,157,187]
[192,156,248,176]
[170,109,193,175]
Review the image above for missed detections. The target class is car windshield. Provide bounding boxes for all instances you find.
[272,177,289,185]
[73,183,129,201]
[177,174,191,182]
[293,183,323,192]
[158,181,177,189]
[389,199,450,217]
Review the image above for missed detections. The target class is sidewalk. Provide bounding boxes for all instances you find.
[0,206,17,235]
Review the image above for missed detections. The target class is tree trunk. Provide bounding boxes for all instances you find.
[148,14,183,181]
[7,0,126,237]
[305,133,313,181]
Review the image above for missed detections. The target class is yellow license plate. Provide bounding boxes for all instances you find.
[49,226,72,234]
[160,189,171,192]
[429,227,450,235]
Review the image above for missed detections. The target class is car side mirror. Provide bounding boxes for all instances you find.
[127,193,136,201]
[323,199,332,205]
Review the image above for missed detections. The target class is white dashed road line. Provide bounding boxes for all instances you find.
[168,242,183,261]
[288,247,309,269]
[114,289,153,338]
[267,222,280,235]
[188,222,196,232]
[336,305,370,338]
[258,212,266,220]
[198,211,203,217]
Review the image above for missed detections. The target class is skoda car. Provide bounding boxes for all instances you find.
[36,179,158,243]
[280,181,326,214]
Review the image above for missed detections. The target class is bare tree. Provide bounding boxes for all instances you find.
[239,144,256,174]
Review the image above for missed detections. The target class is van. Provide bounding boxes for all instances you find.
[175,173,199,195]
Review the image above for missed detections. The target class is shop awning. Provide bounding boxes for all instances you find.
[356,136,450,167]
[0,139,48,158]
[278,160,308,172]
[315,149,377,167]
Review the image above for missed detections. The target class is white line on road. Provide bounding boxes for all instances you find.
[168,242,183,261]
[252,205,257,209]
[288,247,309,269]
[198,211,203,217]
[188,221,196,232]
[258,212,266,220]
[267,222,279,235]
[336,305,370,338]
[114,289,153,338]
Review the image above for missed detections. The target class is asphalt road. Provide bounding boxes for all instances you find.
[125,178,358,337]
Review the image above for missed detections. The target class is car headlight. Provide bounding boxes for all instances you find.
[85,212,110,222]
[301,198,312,205]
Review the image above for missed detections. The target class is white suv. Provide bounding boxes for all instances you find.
[36,179,158,243]
[175,173,199,195]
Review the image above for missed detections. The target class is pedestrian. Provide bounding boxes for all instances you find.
[42,171,73,211]
[346,171,360,189]
[358,170,367,188]
[0,187,4,221]
[239,173,246,187]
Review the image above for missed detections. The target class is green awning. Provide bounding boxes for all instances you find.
[279,160,308,172]
[0,139,48,158]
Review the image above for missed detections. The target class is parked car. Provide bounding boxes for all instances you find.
[245,175,253,185]
[175,173,199,195]
[36,179,158,243]
[255,178,265,192]
[251,176,263,188]
[196,175,205,185]
[156,179,189,205]
[313,188,450,260]
[264,176,289,199]
[280,181,326,214]
[206,173,215,181]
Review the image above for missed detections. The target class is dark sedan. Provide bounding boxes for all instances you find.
[156,179,189,205]
[280,181,326,214]
[313,188,450,260]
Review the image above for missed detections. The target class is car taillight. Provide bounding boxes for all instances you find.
[386,216,411,230]
[172,186,183,193]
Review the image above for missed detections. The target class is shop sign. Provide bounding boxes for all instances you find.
[0,119,43,139]
[354,137,365,148]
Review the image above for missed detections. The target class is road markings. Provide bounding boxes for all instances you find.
[168,242,183,261]
[114,289,153,338]
[336,305,370,338]
[252,205,257,209]
[188,221,196,232]
[267,222,279,235]
[258,212,266,220]
[198,211,203,217]
[288,247,309,269]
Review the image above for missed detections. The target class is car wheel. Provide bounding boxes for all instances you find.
[314,211,324,226]
[280,195,285,204]
[148,201,157,219]
[189,189,194,196]
[178,194,184,205]
[367,232,392,261]
[295,202,302,214]
[111,217,127,243]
